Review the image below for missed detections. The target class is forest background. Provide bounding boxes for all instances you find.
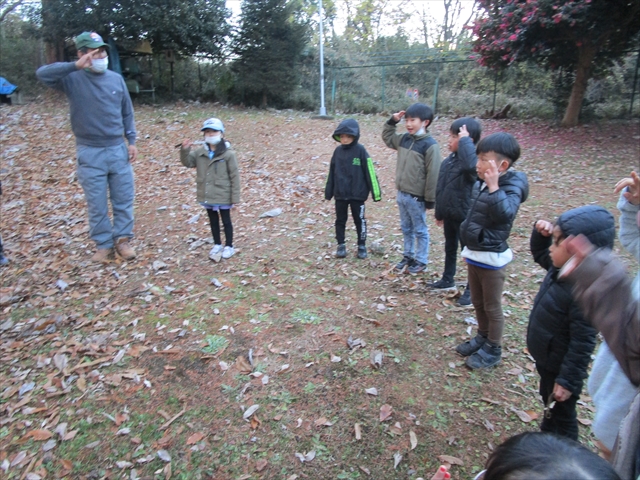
[1,0,639,126]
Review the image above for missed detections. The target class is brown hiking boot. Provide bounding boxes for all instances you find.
[115,238,136,260]
[91,247,114,263]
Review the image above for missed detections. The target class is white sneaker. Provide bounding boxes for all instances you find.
[209,244,223,261]
[222,246,235,259]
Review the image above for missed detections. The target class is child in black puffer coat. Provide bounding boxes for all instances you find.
[527,205,615,441]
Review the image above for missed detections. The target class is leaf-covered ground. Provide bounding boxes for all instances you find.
[1,99,639,479]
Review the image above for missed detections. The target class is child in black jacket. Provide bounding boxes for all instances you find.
[528,205,615,441]
[456,132,529,369]
[430,117,481,306]
[325,119,381,259]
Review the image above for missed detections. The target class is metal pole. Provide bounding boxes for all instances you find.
[629,49,640,116]
[318,0,327,116]
[432,63,440,114]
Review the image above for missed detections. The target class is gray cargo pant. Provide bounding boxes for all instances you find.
[76,143,134,249]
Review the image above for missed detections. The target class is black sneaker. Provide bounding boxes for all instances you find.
[357,245,367,259]
[407,261,426,275]
[395,256,414,271]
[455,334,486,356]
[466,342,502,369]
[456,287,472,307]
[336,244,347,258]
[427,279,456,290]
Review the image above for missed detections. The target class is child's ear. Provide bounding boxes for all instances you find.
[424,119,431,129]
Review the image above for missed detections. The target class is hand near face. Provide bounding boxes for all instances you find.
[557,234,595,278]
[181,139,193,149]
[614,171,640,205]
[75,50,98,70]
[535,220,554,237]
[392,111,406,123]
[484,159,500,192]
[458,125,469,138]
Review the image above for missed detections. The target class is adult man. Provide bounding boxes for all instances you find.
[36,31,138,262]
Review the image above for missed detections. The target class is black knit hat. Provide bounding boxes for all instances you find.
[556,205,615,249]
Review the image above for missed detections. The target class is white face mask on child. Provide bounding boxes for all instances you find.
[204,134,222,145]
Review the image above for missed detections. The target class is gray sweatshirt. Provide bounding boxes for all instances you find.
[36,62,136,147]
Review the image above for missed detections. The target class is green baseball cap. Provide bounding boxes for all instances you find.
[75,31,109,50]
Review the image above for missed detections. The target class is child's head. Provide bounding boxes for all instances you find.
[483,432,621,480]
[332,118,360,146]
[475,132,520,180]
[449,117,482,152]
[551,205,615,269]
[404,103,434,135]
[201,117,225,145]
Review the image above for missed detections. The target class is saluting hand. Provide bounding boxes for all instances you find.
[75,50,99,70]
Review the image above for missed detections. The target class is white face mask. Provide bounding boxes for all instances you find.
[91,57,109,73]
[204,134,222,145]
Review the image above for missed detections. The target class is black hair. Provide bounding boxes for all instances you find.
[211,138,227,157]
[484,432,621,480]
[405,103,434,123]
[450,117,482,144]
[476,132,520,165]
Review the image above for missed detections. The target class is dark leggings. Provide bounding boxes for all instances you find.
[206,208,233,247]
[335,199,366,246]
[537,366,579,441]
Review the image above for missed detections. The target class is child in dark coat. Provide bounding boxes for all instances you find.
[456,133,529,369]
[430,117,481,306]
[325,119,381,259]
[528,205,615,441]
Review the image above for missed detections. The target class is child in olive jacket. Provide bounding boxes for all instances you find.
[325,118,381,259]
[180,117,241,260]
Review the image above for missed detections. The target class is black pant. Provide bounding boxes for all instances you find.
[442,217,463,283]
[537,366,579,441]
[335,200,366,246]
[206,208,233,247]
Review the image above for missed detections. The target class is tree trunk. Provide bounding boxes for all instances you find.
[561,44,597,127]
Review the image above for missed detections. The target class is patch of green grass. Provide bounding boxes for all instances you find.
[290,308,322,324]
[202,334,229,354]
[303,382,317,394]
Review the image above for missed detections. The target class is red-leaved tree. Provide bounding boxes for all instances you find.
[472,0,640,126]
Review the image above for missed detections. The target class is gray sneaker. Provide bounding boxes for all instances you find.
[407,261,426,275]
[455,334,486,356]
[336,244,347,258]
[395,256,414,270]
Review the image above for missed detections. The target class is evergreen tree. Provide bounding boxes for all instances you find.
[39,0,231,62]
[232,0,309,108]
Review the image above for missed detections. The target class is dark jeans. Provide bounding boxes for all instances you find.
[206,208,233,247]
[537,366,579,441]
[335,200,366,246]
[442,218,463,283]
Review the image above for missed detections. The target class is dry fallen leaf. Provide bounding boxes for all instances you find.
[379,404,393,422]
[27,429,53,441]
[354,423,362,440]
[256,459,268,472]
[409,430,418,450]
[510,406,534,423]
[393,452,402,469]
[243,404,260,420]
[186,432,205,445]
[437,454,464,466]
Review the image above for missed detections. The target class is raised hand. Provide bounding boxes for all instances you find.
[614,171,640,205]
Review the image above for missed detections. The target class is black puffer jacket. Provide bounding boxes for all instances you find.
[325,119,381,202]
[460,169,528,252]
[526,205,615,395]
[435,137,477,223]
